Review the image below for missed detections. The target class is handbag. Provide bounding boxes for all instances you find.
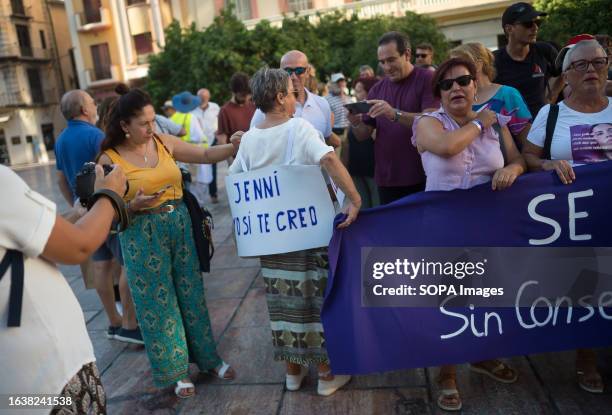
[183,188,214,272]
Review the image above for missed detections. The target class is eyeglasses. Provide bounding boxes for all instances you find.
[518,20,542,29]
[568,57,609,72]
[415,54,429,58]
[291,89,299,98]
[438,75,474,91]
[283,67,307,76]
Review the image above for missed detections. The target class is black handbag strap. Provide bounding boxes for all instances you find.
[0,249,24,327]
[543,104,559,160]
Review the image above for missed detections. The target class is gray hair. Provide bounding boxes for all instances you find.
[250,67,290,113]
[562,39,607,72]
[60,90,87,120]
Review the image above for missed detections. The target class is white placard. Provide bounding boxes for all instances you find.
[226,165,336,257]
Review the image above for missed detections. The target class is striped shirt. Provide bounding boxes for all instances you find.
[325,94,353,129]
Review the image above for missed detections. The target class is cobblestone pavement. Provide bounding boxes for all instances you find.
[16,163,612,414]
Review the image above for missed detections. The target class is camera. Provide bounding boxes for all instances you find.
[75,162,129,207]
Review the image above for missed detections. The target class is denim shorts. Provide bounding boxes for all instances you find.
[92,232,124,265]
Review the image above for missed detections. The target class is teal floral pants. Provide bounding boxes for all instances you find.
[119,201,221,387]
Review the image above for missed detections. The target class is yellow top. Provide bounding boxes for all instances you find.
[104,136,183,207]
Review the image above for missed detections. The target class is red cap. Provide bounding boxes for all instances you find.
[566,34,595,46]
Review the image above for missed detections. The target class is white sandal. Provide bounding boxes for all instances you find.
[208,361,234,380]
[174,380,195,399]
[437,388,462,412]
[317,371,351,396]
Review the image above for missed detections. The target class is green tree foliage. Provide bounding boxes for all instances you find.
[146,9,448,107]
[534,0,611,46]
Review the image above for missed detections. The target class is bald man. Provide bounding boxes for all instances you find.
[250,50,340,147]
[191,88,221,202]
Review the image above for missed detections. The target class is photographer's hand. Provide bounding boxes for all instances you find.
[94,164,127,195]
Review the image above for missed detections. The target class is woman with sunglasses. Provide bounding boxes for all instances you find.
[523,39,611,394]
[413,57,526,411]
[230,67,361,397]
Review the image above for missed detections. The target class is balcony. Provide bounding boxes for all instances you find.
[75,8,112,32]
[243,0,511,28]
[85,65,119,88]
[0,91,27,107]
[0,43,52,61]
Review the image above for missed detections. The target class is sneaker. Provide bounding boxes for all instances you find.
[106,325,120,339]
[114,327,145,345]
[317,375,351,396]
[286,366,308,391]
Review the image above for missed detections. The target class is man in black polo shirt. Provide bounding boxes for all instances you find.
[494,2,562,118]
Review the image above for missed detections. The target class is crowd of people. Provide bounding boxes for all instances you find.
[1,1,611,413]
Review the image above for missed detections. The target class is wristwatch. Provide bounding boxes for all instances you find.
[392,109,402,122]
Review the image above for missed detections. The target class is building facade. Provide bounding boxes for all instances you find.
[0,0,71,166]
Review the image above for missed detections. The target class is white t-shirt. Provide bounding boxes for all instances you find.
[527,98,612,165]
[229,117,333,174]
[0,165,95,411]
[250,88,333,139]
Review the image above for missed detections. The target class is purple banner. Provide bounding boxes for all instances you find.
[322,162,612,374]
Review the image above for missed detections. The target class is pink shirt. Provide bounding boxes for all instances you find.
[412,108,510,191]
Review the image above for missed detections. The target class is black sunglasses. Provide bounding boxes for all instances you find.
[415,54,429,58]
[518,20,542,29]
[438,75,474,91]
[284,67,307,76]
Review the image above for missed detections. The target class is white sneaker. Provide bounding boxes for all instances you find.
[317,374,351,396]
[285,366,308,391]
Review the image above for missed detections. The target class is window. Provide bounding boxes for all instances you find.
[27,68,44,104]
[0,130,9,165]
[225,0,252,21]
[15,24,32,57]
[39,30,46,49]
[10,0,25,15]
[127,0,146,4]
[41,123,55,151]
[26,135,33,144]
[11,136,21,145]
[90,43,111,80]
[83,0,102,24]
[133,32,153,63]
[287,0,312,12]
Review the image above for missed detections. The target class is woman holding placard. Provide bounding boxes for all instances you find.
[229,67,361,396]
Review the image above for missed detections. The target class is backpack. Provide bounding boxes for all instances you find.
[543,104,560,160]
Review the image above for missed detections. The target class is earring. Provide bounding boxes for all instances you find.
[474,93,478,101]
[125,132,130,139]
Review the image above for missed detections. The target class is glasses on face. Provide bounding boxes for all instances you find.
[438,75,474,91]
[568,57,609,72]
[415,54,429,59]
[518,20,542,29]
[284,67,307,76]
[291,89,299,98]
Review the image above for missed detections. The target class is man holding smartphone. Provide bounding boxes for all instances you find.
[348,31,438,205]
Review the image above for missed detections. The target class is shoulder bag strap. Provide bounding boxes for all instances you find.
[0,250,24,327]
[543,104,559,160]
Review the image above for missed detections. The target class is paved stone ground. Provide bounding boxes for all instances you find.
[16,163,612,415]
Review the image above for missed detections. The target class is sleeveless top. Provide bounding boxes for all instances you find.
[412,108,511,192]
[104,136,183,207]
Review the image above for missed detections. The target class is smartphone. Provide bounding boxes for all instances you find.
[344,101,373,114]
[153,184,173,197]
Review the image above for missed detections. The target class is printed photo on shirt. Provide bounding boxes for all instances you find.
[571,122,612,163]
